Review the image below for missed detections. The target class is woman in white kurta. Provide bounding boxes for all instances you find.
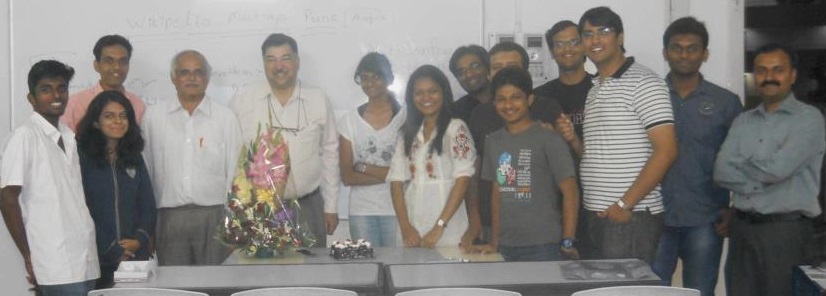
[387,65,476,247]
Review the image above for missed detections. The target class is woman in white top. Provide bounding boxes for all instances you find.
[387,65,476,247]
[339,52,405,246]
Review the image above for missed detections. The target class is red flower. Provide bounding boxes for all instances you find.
[409,163,416,179]
[425,161,435,179]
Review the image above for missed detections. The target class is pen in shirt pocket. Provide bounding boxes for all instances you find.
[199,137,204,148]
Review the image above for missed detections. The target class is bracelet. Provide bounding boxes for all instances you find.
[354,162,367,173]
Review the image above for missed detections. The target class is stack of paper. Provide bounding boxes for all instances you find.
[114,259,156,283]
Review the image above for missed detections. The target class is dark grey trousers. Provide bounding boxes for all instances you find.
[297,189,327,248]
[730,213,812,296]
[156,204,230,266]
[585,209,663,264]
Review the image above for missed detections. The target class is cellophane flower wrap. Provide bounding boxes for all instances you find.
[219,125,316,256]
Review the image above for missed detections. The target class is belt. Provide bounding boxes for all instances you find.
[735,210,802,224]
[298,188,320,200]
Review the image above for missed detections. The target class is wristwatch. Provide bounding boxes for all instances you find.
[436,218,447,228]
[616,199,632,211]
[354,162,367,173]
[560,238,575,249]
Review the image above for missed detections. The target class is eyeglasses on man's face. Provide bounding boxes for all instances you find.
[553,38,582,50]
[581,26,616,39]
[455,62,484,78]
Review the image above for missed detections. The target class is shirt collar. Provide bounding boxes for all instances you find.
[665,73,710,98]
[93,82,106,93]
[610,57,636,78]
[757,93,800,116]
[254,80,305,104]
[30,113,63,144]
[166,96,214,117]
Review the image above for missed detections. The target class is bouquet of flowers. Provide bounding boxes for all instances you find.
[219,125,316,257]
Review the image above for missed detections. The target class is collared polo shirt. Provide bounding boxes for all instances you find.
[580,57,674,213]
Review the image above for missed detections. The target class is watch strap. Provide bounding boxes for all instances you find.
[560,238,575,249]
[616,199,631,211]
[436,219,447,228]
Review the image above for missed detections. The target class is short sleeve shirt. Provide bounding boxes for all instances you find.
[580,58,674,213]
[482,123,576,246]
[0,113,99,285]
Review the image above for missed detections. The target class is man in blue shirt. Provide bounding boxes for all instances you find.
[651,17,742,296]
[714,43,826,296]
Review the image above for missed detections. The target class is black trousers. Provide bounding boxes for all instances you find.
[730,212,812,296]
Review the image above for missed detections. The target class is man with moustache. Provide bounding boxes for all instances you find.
[230,33,340,247]
[62,35,145,131]
[714,43,825,296]
[556,7,677,264]
[1,60,99,295]
[142,50,241,265]
[652,17,742,296]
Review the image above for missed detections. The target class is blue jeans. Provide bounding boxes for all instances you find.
[652,224,723,296]
[348,215,399,247]
[499,243,562,261]
[37,279,96,296]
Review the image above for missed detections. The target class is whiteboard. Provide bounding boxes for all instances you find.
[10,0,483,121]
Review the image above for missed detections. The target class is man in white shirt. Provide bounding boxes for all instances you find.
[1,60,99,295]
[230,33,339,247]
[143,50,241,265]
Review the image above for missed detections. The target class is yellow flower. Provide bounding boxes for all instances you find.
[233,169,253,204]
[256,188,275,209]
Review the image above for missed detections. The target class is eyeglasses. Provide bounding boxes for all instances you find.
[667,44,704,55]
[581,27,616,39]
[355,73,385,85]
[553,38,582,49]
[455,62,484,78]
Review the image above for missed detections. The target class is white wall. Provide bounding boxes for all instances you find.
[0,0,31,294]
[680,0,746,99]
[1,0,10,140]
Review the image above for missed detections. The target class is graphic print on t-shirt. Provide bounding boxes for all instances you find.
[496,149,532,202]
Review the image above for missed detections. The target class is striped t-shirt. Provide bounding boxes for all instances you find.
[581,57,673,213]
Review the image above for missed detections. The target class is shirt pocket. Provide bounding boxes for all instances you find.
[290,124,322,162]
[198,140,227,176]
[287,124,322,190]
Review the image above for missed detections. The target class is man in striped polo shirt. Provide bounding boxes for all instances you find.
[557,6,677,264]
